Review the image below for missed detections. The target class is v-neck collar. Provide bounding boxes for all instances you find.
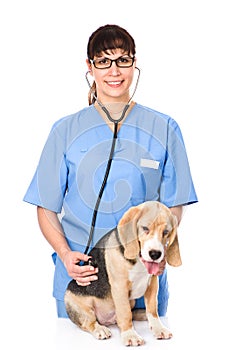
[93,101,136,133]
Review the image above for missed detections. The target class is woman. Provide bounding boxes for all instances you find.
[23,24,198,318]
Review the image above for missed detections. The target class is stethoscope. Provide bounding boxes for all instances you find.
[82,67,141,261]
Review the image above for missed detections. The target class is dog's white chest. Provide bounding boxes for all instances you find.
[128,260,151,299]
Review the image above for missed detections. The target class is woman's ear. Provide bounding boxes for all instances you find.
[86,59,92,75]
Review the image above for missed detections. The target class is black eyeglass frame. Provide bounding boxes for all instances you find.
[90,55,135,69]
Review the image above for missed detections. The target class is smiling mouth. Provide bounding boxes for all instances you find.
[106,81,123,87]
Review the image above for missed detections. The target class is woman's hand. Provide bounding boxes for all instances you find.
[63,251,98,286]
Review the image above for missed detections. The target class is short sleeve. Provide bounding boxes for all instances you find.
[23,124,68,213]
[159,118,198,207]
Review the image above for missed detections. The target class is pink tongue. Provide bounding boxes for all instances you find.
[142,260,159,275]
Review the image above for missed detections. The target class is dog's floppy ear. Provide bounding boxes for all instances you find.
[166,214,182,267]
[117,206,142,260]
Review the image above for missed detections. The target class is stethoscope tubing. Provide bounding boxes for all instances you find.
[83,67,140,256]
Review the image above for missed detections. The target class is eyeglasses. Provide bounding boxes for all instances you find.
[90,55,135,69]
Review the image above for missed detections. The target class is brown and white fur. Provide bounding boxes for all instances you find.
[64,201,182,346]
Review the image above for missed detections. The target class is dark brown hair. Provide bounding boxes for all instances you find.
[87,24,136,105]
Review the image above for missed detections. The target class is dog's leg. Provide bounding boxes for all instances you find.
[116,301,145,346]
[109,282,145,346]
[144,276,172,340]
[65,292,112,340]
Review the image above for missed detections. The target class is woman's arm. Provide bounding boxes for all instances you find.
[37,206,98,286]
[37,206,71,261]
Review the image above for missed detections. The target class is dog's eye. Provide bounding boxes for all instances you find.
[163,229,169,236]
[142,226,149,233]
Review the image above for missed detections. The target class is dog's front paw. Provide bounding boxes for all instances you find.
[147,314,172,340]
[152,325,172,340]
[121,328,145,346]
[92,324,112,340]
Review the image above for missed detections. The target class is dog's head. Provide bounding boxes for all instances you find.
[117,201,182,274]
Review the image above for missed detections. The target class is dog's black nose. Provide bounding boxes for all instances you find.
[149,250,162,261]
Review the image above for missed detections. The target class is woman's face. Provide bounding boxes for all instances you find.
[86,48,136,104]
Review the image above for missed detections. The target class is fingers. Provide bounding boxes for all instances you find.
[69,251,91,265]
[74,264,99,286]
[63,251,99,286]
[70,256,99,285]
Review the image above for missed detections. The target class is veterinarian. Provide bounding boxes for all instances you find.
[23,24,198,318]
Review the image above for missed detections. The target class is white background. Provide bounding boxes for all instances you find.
[1,1,228,349]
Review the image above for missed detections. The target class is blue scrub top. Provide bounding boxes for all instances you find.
[24,103,198,301]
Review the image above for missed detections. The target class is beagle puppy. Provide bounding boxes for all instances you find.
[64,201,182,346]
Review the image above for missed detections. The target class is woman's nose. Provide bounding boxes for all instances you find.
[109,61,121,75]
